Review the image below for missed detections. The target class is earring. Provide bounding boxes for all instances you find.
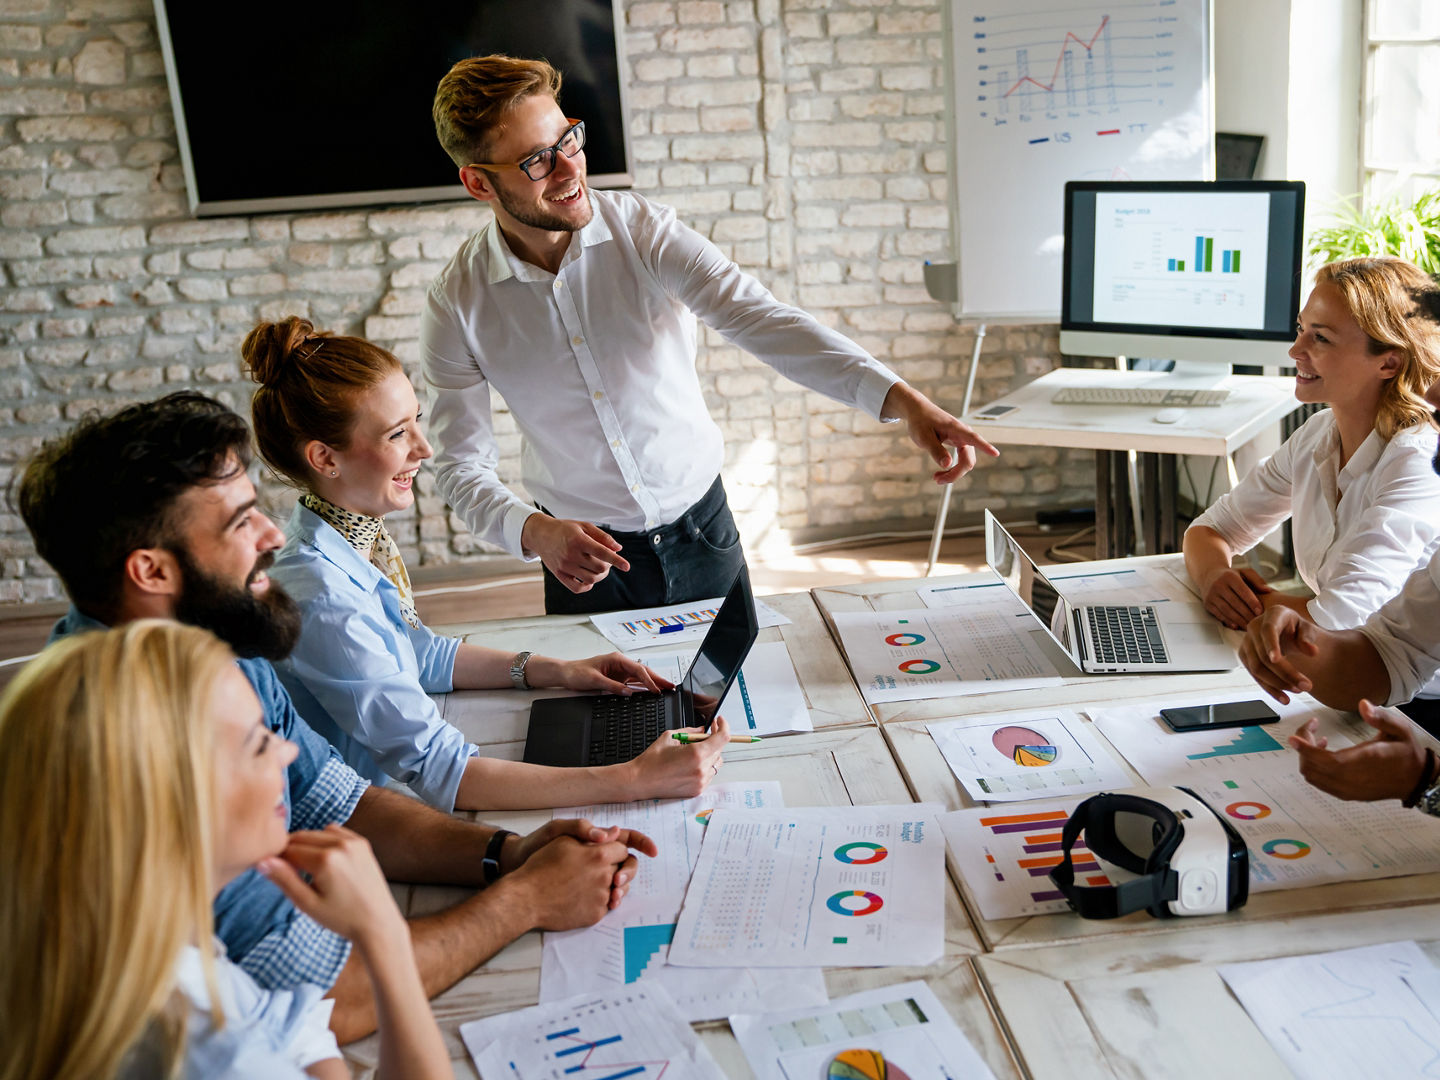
[330,470,338,477]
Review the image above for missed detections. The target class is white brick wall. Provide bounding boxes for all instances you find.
[0,0,1089,603]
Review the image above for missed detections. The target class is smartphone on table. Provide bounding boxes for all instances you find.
[1159,699,1280,733]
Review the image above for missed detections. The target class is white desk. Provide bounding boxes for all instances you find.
[433,590,871,745]
[964,368,1303,556]
[812,554,1260,728]
[976,904,1440,1079]
[341,607,1017,1079]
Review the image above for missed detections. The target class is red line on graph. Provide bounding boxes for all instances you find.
[558,1033,669,1077]
[1002,16,1110,98]
[1097,128,1120,135]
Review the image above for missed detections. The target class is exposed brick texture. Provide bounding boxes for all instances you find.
[0,0,1086,603]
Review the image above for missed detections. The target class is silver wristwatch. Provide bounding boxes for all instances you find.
[509,650,533,690]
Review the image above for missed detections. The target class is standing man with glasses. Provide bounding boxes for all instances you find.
[423,55,998,615]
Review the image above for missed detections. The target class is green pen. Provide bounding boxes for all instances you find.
[671,732,761,744]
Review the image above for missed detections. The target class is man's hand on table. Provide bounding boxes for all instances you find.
[523,513,630,594]
[502,820,658,927]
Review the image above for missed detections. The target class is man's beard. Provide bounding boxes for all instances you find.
[493,177,592,233]
[171,547,302,662]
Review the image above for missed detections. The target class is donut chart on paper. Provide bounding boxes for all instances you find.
[897,659,941,675]
[1262,838,1311,859]
[694,809,714,826]
[834,841,888,865]
[1225,801,1272,821]
[827,890,884,916]
[885,632,926,647]
[828,1049,914,1080]
[991,725,1059,767]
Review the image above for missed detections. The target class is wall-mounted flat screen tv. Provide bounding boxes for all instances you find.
[153,0,632,216]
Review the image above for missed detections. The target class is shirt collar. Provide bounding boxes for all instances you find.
[479,194,612,285]
[287,502,386,595]
[1338,426,1385,486]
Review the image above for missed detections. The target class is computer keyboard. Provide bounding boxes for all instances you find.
[587,693,671,765]
[1052,386,1230,407]
[1086,606,1169,666]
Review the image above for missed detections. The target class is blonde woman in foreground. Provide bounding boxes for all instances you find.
[0,621,449,1080]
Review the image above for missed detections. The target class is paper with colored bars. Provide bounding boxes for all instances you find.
[918,562,1198,611]
[830,608,1061,704]
[730,980,997,1080]
[938,802,1101,919]
[629,640,812,737]
[927,707,1132,802]
[1089,692,1370,785]
[941,769,1440,920]
[461,985,725,1080]
[589,596,789,650]
[540,783,826,1021]
[668,804,946,968]
[1219,941,1440,1080]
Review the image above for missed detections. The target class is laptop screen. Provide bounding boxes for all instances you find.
[983,511,1079,660]
[677,567,759,729]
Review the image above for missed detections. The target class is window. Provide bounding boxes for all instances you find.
[1363,1,1440,203]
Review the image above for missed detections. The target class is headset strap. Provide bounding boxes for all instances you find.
[1049,793,1181,919]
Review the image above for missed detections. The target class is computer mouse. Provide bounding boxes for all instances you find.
[1153,408,1185,424]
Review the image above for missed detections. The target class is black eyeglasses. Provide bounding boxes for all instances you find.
[468,120,586,182]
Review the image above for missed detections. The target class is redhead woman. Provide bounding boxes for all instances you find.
[243,317,728,813]
[0,621,448,1080]
[1184,256,1440,650]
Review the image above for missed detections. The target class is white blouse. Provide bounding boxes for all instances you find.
[1190,409,1440,635]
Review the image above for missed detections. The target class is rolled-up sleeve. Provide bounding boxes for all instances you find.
[1360,553,1440,706]
[421,284,538,558]
[286,594,475,812]
[1188,438,1296,554]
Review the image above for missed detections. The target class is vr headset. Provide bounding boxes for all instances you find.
[1049,786,1249,919]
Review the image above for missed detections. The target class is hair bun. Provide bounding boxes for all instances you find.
[242,316,318,387]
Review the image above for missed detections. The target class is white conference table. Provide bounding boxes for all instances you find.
[963,368,1303,556]
[341,590,1020,1079]
[813,556,1440,954]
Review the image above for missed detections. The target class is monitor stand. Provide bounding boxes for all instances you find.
[1117,356,1232,389]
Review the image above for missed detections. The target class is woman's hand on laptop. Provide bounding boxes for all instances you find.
[627,715,731,798]
[531,653,673,695]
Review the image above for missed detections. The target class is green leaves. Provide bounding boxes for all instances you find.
[1307,188,1440,276]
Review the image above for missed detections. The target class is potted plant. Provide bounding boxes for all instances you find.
[1307,186,1440,275]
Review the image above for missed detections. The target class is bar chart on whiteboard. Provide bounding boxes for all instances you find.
[946,0,1210,319]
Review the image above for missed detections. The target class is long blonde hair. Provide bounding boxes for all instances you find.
[0,621,235,1080]
[1315,256,1440,440]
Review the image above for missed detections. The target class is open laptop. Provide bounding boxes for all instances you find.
[984,511,1235,674]
[523,567,760,767]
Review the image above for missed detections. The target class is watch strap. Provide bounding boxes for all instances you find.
[482,828,516,884]
[509,651,533,690]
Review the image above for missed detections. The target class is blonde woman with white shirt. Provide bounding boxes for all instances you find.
[1185,257,1440,672]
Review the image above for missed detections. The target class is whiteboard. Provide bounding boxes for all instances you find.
[942,0,1212,322]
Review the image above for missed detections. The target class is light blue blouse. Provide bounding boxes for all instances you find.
[270,503,474,811]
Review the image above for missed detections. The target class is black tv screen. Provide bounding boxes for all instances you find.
[154,0,632,216]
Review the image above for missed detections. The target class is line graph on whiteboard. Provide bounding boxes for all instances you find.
[972,0,1187,150]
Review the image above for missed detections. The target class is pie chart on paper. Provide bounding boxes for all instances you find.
[828,1048,914,1080]
[992,725,1059,767]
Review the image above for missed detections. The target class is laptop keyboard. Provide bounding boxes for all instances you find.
[1086,606,1169,666]
[587,693,672,765]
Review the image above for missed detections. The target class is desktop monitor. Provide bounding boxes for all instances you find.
[1060,181,1306,370]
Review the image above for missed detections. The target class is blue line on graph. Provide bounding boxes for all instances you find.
[555,1035,622,1057]
[1029,137,1048,143]
[594,1069,647,1080]
[547,1027,580,1040]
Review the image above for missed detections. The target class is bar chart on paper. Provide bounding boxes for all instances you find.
[463,988,726,1080]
